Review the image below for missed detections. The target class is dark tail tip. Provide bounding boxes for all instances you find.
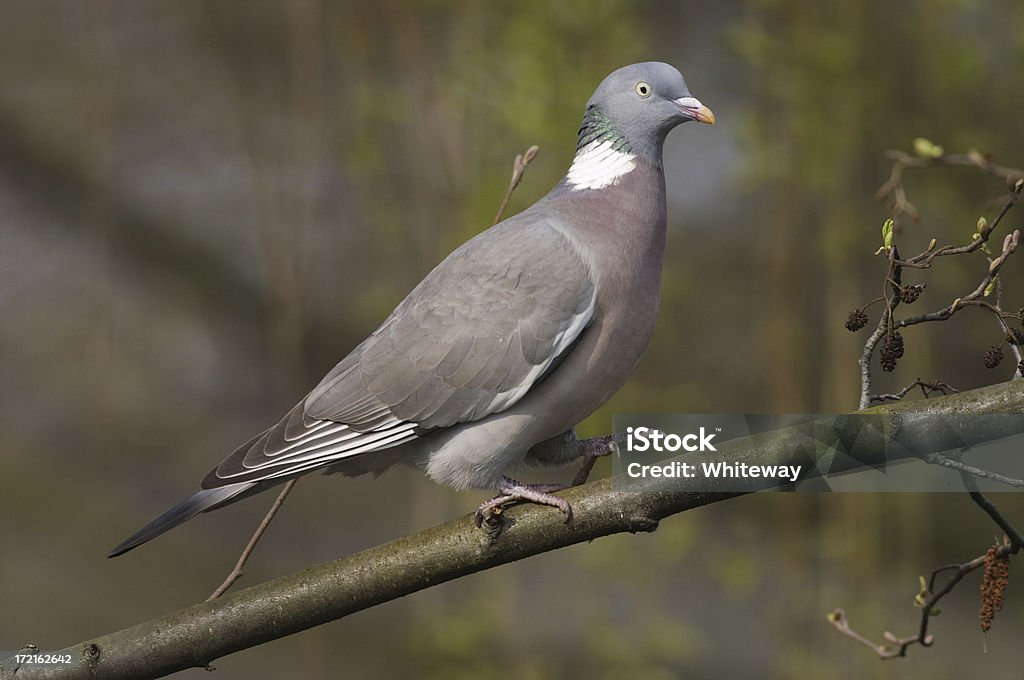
[107,483,253,557]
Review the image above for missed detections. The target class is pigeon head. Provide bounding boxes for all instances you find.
[576,62,714,164]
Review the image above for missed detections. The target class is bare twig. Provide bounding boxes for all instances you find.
[967,490,1024,550]
[492,145,539,225]
[892,230,1020,332]
[921,453,1024,489]
[827,608,929,659]
[876,149,1024,222]
[207,479,298,601]
[901,188,1020,267]
[858,246,899,408]
[993,276,1023,377]
[869,378,958,403]
[859,315,890,409]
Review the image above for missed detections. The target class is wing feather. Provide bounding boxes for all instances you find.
[203,218,595,489]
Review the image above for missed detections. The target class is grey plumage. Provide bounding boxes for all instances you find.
[108,62,713,557]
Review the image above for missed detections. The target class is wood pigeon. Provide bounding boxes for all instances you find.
[109,61,714,557]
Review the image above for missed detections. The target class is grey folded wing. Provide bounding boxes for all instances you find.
[202,218,595,488]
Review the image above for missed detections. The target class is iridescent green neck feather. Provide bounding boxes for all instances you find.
[576,106,632,154]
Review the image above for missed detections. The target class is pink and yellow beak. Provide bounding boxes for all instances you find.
[673,96,715,125]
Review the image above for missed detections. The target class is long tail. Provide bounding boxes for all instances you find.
[107,482,255,557]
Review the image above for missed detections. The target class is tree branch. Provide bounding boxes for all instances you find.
[4,381,1024,680]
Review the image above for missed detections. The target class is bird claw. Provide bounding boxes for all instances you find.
[475,495,513,528]
[474,477,573,527]
[473,437,619,527]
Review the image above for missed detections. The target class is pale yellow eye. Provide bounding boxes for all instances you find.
[635,81,652,98]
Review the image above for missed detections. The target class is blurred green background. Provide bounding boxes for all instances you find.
[2,1,1024,678]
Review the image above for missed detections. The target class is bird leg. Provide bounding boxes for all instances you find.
[571,434,619,487]
[474,435,620,528]
[475,476,572,526]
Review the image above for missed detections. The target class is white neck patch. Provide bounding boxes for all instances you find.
[566,139,636,191]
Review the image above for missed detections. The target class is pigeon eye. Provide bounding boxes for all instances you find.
[634,81,651,98]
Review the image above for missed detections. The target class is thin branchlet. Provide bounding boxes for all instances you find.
[852,146,1023,408]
